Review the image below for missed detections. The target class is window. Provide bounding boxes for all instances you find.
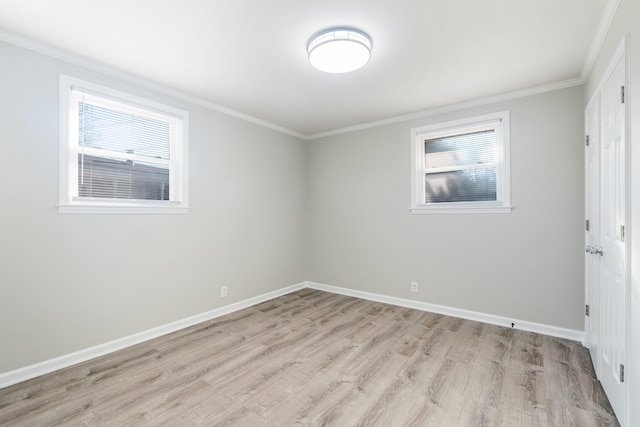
[59,76,189,214]
[410,111,511,213]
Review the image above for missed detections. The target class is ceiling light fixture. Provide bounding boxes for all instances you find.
[307,27,372,73]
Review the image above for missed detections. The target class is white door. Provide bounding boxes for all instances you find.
[599,51,627,426]
[584,95,600,377]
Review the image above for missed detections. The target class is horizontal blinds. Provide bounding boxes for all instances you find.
[424,129,495,169]
[424,129,497,203]
[424,168,497,203]
[79,102,171,160]
[75,90,172,201]
[78,155,169,201]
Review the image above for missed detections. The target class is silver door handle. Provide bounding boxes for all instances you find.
[586,245,603,256]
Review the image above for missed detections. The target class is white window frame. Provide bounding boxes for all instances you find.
[410,111,511,214]
[58,75,189,214]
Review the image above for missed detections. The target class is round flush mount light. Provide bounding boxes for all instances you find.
[307,27,372,73]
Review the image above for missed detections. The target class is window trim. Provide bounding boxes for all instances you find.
[410,111,511,214]
[58,75,189,214]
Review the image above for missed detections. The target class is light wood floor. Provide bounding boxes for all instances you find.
[0,289,619,426]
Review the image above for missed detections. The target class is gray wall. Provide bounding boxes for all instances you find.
[0,41,307,374]
[584,0,639,423]
[307,86,585,330]
[0,34,590,378]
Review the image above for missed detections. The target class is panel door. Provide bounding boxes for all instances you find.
[599,51,627,426]
[584,95,601,376]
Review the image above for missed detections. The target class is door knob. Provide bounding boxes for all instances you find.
[585,245,603,256]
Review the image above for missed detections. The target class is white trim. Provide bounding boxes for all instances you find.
[308,0,621,141]
[595,36,628,94]
[57,204,190,215]
[581,35,630,425]
[584,90,601,358]
[0,282,306,389]
[0,280,585,389]
[0,26,613,142]
[410,111,511,213]
[410,206,513,214]
[580,0,622,81]
[58,75,190,214]
[306,78,582,140]
[306,281,585,343]
[0,29,305,140]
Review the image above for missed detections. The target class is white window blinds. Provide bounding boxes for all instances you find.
[410,111,510,214]
[59,75,189,214]
[74,94,172,201]
[423,129,497,203]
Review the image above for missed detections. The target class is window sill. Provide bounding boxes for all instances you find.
[58,203,190,215]
[410,205,513,214]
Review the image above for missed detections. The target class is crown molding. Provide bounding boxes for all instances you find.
[0,29,306,140]
[0,0,620,143]
[306,77,583,140]
[580,0,622,80]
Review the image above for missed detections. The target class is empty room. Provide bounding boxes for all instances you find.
[0,0,638,426]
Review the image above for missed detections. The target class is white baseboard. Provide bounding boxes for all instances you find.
[0,282,306,389]
[305,281,585,343]
[0,280,584,389]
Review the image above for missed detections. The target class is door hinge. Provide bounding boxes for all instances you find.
[621,225,625,242]
[621,86,625,104]
[620,364,625,382]
[586,135,590,146]
[585,304,590,316]
[586,220,590,231]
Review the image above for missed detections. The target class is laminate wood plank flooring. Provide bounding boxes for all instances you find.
[0,289,619,426]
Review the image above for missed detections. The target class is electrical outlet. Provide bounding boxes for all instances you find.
[411,282,418,293]
[221,286,228,298]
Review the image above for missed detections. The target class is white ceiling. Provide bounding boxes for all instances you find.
[0,0,612,137]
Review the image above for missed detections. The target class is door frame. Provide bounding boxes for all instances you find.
[584,35,630,426]
[584,92,601,376]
